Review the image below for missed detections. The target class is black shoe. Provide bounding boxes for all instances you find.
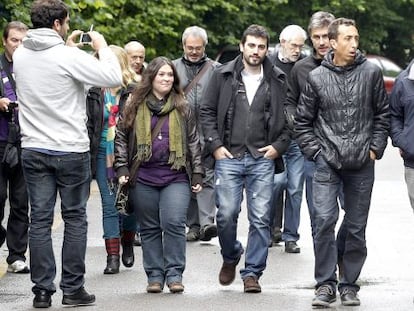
[62,287,95,306]
[33,290,52,308]
[199,224,217,241]
[312,285,336,307]
[285,241,300,253]
[271,228,282,244]
[186,227,200,242]
[103,255,120,274]
[340,288,360,306]
[121,241,135,268]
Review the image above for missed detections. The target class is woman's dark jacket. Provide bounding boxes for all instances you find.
[390,60,414,168]
[113,100,204,184]
[295,50,390,170]
[199,55,290,172]
[86,84,135,177]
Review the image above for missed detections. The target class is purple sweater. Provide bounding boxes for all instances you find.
[137,115,188,186]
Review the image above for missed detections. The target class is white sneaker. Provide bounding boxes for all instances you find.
[7,260,30,273]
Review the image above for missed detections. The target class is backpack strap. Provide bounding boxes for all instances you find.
[0,54,16,94]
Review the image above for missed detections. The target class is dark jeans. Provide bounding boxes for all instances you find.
[131,181,190,286]
[0,156,29,264]
[312,156,374,292]
[305,159,347,261]
[21,149,91,295]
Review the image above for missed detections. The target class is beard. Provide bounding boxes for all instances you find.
[242,52,265,67]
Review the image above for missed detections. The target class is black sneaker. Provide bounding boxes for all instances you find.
[186,227,200,242]
[62,287,95,306]
[312,285,336,307]
[340,288,360,306]
[285,241,301,253]
[33,290,52,308]
[199,224,217,241]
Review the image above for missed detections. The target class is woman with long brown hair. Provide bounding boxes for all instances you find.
[114,56,203,293]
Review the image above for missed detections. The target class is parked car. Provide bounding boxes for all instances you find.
[366,55,402,94]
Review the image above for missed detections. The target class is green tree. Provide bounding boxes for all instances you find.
[1,0,413,66]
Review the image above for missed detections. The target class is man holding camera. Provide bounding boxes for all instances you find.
[13,0,122,308]
[0,21,30,274]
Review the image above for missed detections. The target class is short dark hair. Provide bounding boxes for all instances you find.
[30,0,69,29]
[241,24,270,47]
[3,21,28,40]
[328,18,356,40]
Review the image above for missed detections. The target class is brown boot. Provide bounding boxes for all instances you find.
[121,231,135,267]
[104,238,120,274]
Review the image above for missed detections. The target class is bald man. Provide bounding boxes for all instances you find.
[124,41,146,76]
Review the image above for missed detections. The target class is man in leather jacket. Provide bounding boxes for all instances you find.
[295,18,389,307]
[200,24,290,293]
[173,26,220,242]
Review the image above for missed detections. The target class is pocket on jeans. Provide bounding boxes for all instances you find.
[314,158,332,183]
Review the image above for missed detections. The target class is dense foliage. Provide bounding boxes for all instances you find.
[1,0,414,67]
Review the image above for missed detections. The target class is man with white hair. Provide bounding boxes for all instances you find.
[124,40,146,77]
[173,26,219,242]
[269,24,307,253]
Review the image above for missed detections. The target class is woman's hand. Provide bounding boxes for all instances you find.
[118,175,129,185]
[192,184,203,193]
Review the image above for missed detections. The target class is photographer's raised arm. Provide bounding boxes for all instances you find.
[65,29,83,47]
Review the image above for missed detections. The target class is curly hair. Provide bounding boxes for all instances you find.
[30,0,68,29]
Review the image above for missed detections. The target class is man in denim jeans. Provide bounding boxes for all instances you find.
[295,18,389,307]
[13,0,121,308]
[200,24,290,293]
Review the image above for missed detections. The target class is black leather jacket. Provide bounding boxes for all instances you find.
[114,100,204,182]
[200,55,290,172]
[295,50,389,170]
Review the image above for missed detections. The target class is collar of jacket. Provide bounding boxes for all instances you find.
[322,49,366,73]
[181,54,208,67]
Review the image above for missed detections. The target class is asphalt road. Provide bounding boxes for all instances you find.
[1,140,414,310]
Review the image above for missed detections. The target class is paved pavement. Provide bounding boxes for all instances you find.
[1,140,414,310]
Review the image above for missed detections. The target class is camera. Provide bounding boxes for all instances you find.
[80,33,92,44]
[79,25,93,44]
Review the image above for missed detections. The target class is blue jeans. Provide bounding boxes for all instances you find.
[95,146,135,238]
[21,149,91,295]
[215,154,274,280]
[271,141,304,242]
[312,156,374,292]
[130,181,190,286]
